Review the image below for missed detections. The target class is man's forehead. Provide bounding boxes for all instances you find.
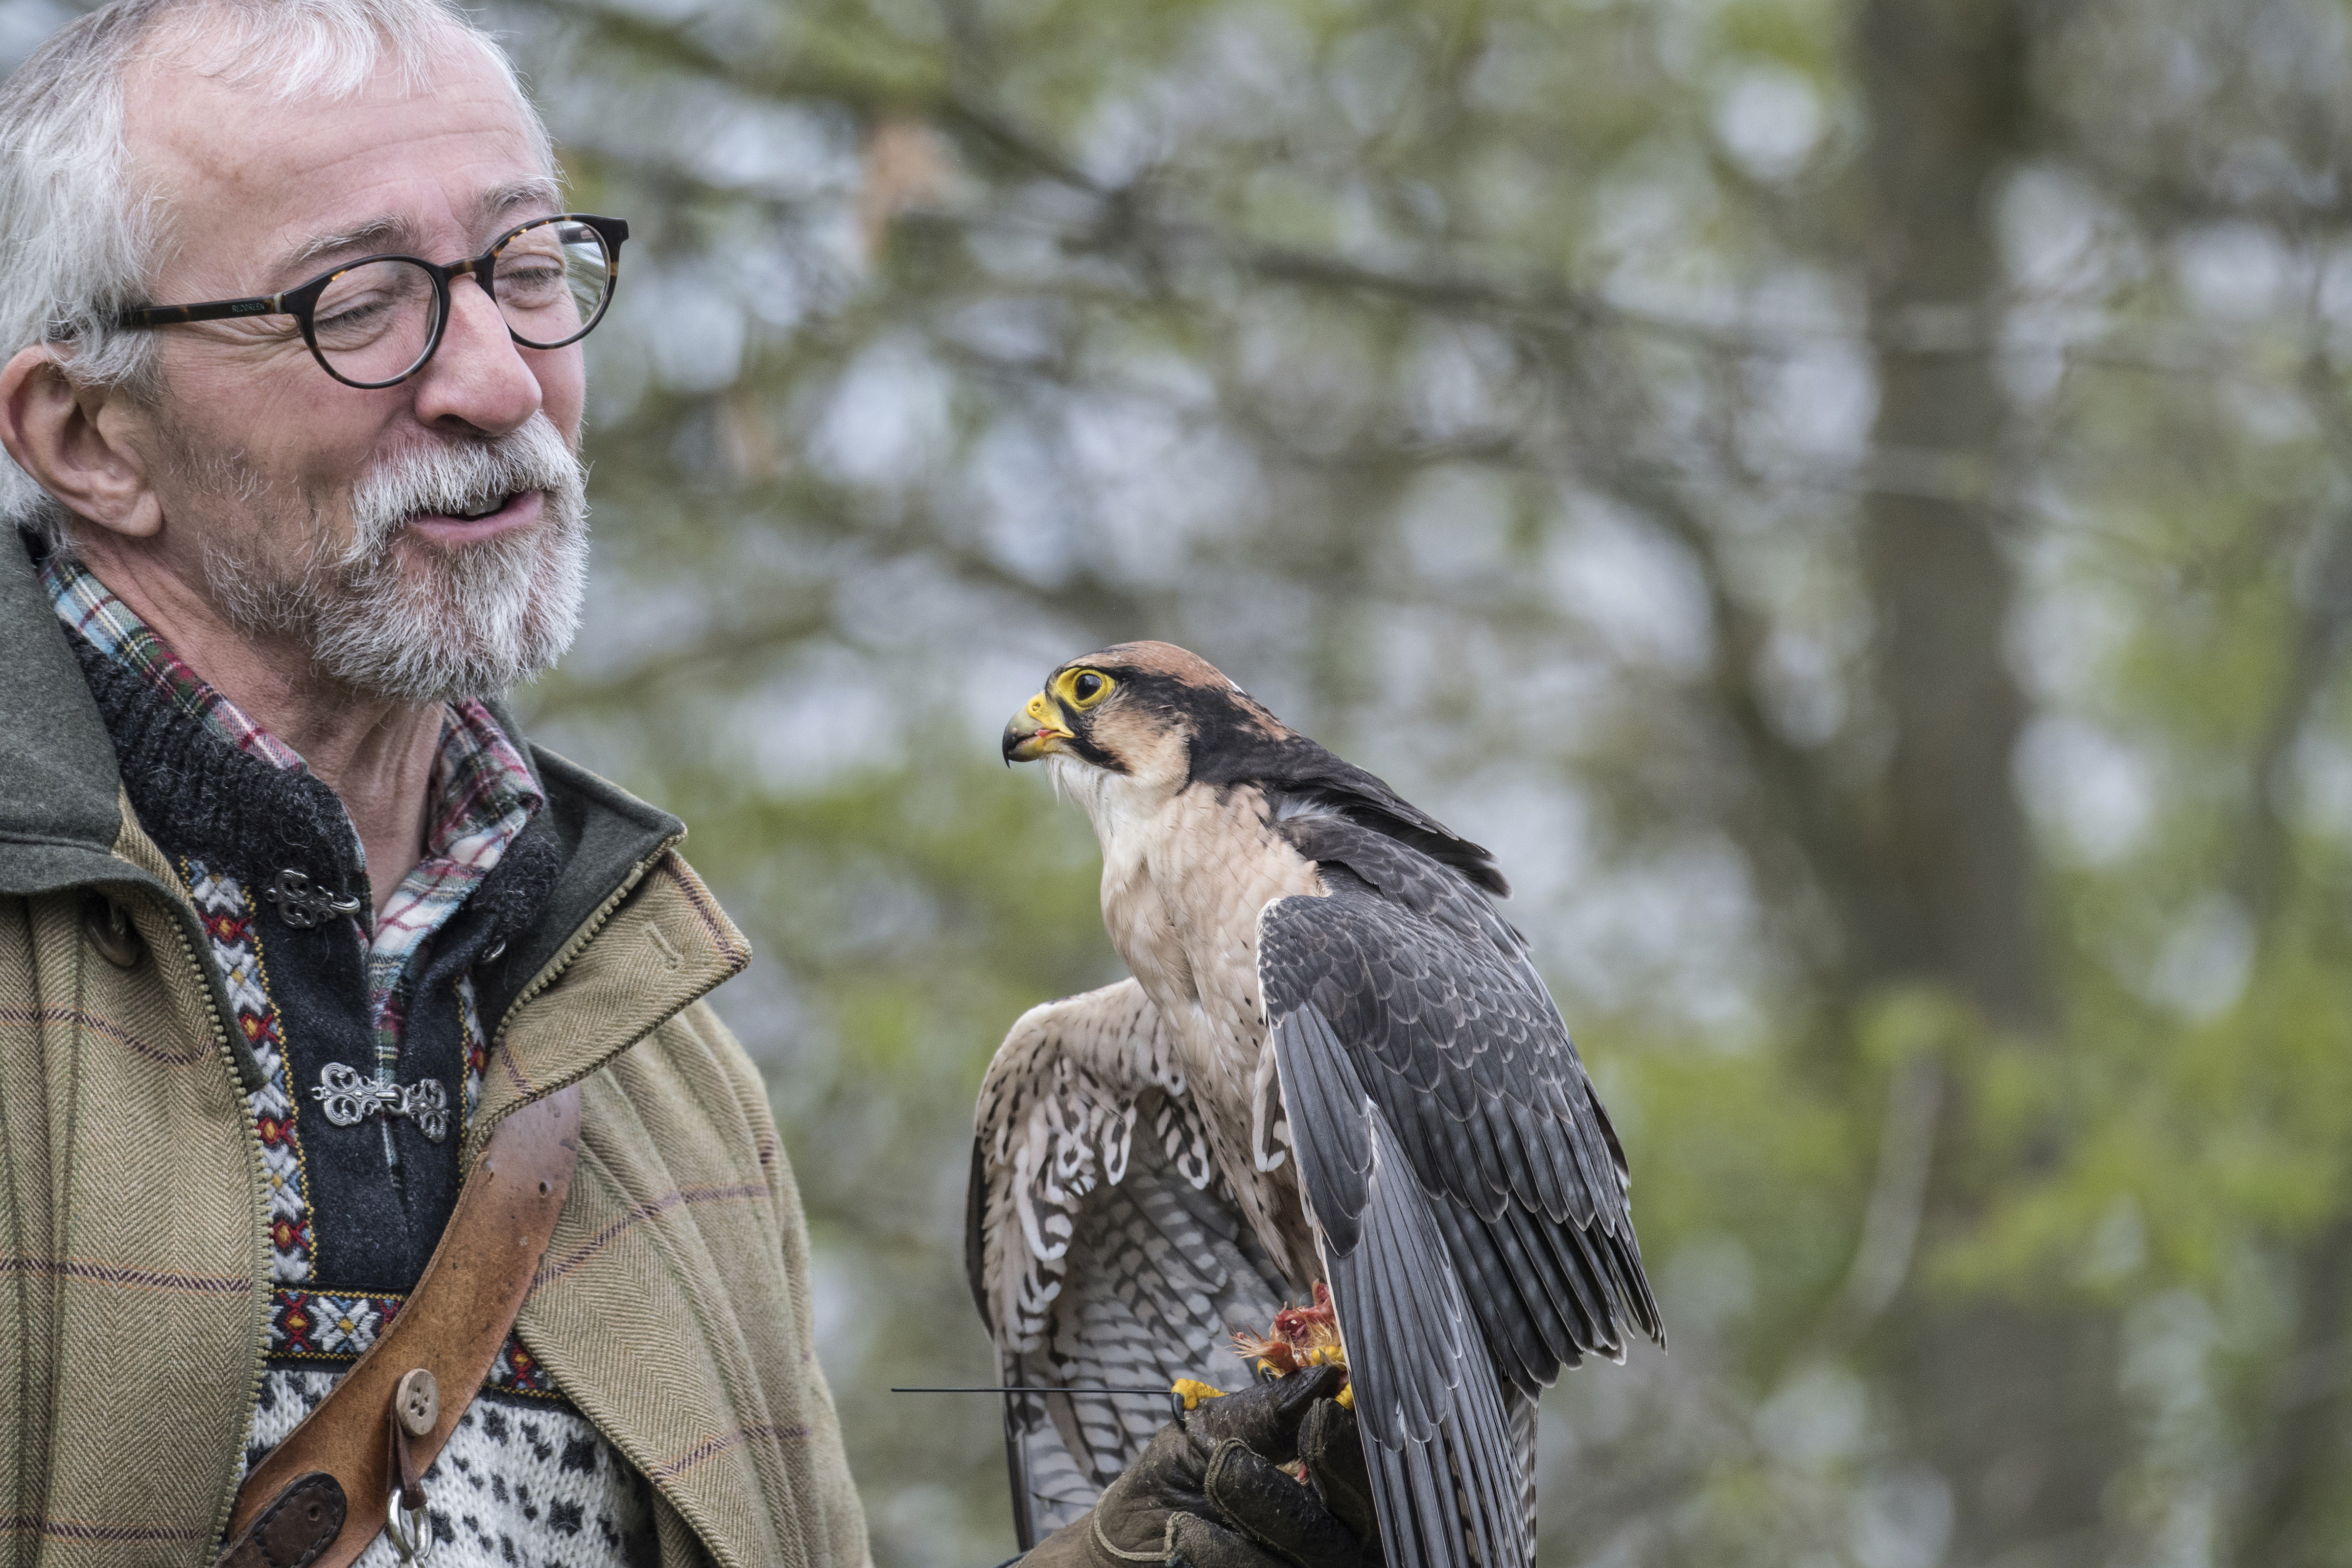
[122,25,552,280]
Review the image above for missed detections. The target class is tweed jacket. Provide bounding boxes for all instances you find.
[0,538,871,1568]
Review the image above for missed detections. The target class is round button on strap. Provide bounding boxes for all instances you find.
[393,1368,439,1438]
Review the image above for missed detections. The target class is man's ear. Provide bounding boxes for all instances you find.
[0,343,163,540]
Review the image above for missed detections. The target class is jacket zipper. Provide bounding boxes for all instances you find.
[463,832,686,1168]
[165,895,274,1553]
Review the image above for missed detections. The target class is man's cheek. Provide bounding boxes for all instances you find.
[527,347,588,443]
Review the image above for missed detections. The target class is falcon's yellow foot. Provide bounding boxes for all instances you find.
[1231,1282,1351,1409]
[1171,1378,1227,1411]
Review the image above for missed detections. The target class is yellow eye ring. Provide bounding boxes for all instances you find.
[1055,669,1115,710]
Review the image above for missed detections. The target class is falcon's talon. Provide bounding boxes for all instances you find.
[1170,1378,1226,1410]
[1232,1283,1349,1402]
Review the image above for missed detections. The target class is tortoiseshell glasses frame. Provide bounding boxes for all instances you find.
[111,213,629,390]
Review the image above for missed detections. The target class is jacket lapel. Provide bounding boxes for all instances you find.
[469,837,750,1160]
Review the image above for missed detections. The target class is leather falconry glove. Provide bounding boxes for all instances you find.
[1022,1365,1382,1568]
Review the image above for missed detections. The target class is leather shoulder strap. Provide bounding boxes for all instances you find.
[217,1085,583,1568]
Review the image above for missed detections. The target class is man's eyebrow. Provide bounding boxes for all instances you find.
[282,215,419,275]
[477,177,564,224]
[275,179,566,279]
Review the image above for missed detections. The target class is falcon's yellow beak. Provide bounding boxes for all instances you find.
[1002,690,1075,765]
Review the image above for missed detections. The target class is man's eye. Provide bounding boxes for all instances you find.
[320,297,388,323]
[311,260,432,349]
[313,298,398,343]
[497,263,567,301]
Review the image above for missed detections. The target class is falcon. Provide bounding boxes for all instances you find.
[968,642,1662,1568]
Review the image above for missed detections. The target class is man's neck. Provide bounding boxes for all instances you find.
[73,536,439,917]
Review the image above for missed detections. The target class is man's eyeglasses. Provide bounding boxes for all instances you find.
[112,213,629,389]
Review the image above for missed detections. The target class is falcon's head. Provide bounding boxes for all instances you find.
[1001,641,1285,791]
[1003,640,1511,896]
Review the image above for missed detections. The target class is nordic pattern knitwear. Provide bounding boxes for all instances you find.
[5,528,871,1567]
[43,552,545,1122]
[247,1373,658,1568]
[47,557,643,1562]
[195,853,541,1389]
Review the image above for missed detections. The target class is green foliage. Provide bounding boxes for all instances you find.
[463,0,2352,1547]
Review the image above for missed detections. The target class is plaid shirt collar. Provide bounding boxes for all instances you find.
[46,550,311,774]
[43,552,544,1068]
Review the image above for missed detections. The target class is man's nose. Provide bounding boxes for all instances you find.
[409,274,542,436]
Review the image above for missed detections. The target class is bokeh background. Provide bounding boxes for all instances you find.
[9,0,2352,1561]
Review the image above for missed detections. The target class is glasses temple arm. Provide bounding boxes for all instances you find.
[116,293,288,330]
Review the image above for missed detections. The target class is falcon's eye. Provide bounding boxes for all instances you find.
[1057,669,1115,710]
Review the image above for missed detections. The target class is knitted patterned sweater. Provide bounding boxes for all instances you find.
[48,556,656,1567]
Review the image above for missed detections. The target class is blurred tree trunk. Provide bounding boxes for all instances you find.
[2237,1216,2352,1568]
[1852,0,2044,1031]
[1847,0,2128,1561]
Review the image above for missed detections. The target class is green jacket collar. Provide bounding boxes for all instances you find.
[0,533,128,893]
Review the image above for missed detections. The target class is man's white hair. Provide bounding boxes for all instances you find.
[0,0,555,546]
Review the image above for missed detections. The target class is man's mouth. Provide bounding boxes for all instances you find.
[445,493,514,522]
[404,489,547,543]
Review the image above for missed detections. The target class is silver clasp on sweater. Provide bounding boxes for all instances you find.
[264,868,365,929]
[311,1063,451,1144]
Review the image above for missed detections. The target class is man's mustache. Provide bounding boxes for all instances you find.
[346,416,584,558]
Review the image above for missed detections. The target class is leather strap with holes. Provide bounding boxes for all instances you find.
[212,1086,583,1568]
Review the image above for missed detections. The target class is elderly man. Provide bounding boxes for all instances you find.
[0,3,875,1568]
[0,2,861,1563]
[0,2,1381,1565]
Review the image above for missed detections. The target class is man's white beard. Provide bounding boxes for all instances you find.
[200,415,589,704]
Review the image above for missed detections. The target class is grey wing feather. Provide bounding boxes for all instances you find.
[1274,1005,1528,1568]
[1504,1383,1538,1548]
[970,979,1289,1546]
[1262,814,1662,1400]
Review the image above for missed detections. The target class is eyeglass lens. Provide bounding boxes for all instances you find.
[308,218,615,384]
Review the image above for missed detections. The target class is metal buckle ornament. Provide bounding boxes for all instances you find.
[264,868,364,929]
[311,1063,451,1143]
[386,1487,433,1562]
